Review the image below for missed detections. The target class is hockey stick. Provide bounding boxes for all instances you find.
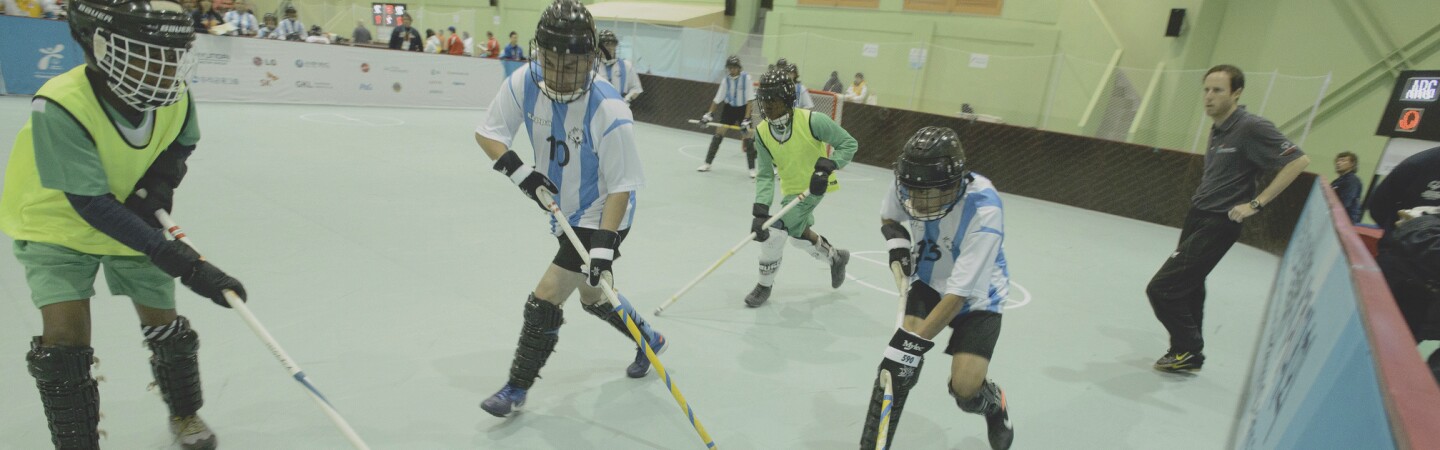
[149,207,371,450]
[686,119,743,131]
[654,193,808,315]
[874,261,909,450]
[536,190,719,450]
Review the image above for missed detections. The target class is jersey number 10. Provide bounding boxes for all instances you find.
[546,136,571,167]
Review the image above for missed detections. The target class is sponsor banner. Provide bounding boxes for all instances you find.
[1229,180,1396,450]
[189,35,505,108]
[0,16,86,95]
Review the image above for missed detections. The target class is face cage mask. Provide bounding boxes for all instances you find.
[761,99,791,128]
[93,31,196,112]
[531,44,594,103]
[599,43,617,64]
[896,178,965,222]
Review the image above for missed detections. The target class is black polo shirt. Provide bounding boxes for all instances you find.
[1369,146,1440,231]
[1191,106,1305,213]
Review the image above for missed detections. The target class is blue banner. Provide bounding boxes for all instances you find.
[1230,180,1396,450]
[0,16,85,96]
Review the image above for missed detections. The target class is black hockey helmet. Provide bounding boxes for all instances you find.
[69,0,196,111]
[725,55,741,69]
[531,0,596,103]
[756,70,797,124]
[894,126,970,221]
[597,29,618,62]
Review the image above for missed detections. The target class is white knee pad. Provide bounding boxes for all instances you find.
[791,235,834,261]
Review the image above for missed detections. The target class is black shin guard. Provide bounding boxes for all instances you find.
[27,337,101,450]
[146,316,203,417]
[859,359,924,450]
[582,301,639,341]
[744,138,757,169]
[508,295,563,389]
[953,380,1001,415]
[705,135,724,163]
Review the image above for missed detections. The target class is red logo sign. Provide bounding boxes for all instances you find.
[361,63,370,73]
[1397,108,1423,132]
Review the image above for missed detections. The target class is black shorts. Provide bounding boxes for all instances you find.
[718,104,748,125]
[905,281,1003,359]
[552,228,630,273]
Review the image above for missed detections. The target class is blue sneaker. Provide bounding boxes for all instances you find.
[626,332,667,378]
[480,384,528,417]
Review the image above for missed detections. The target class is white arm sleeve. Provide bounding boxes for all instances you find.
[944,207,1004,299]
[474,70,527,148]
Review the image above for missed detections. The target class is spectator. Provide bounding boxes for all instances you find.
[1369,146,1440,232]
[193,0,223,34]
[1332,151,1363,224]
[2,0,59,17]
[823,70,843,93]
[258,12,277,38]
[500,31,525,60]
[270,6,303,41]
[424,28,439,53]
[351,20,372,44]
[388,13,421,51]
[843,72,868,103]
[462,31,473,55]
[304,25,330,44]
[446,26,464,55]
[484,31,501,57]
[224,0,258,36]
[1374,211,1440,385]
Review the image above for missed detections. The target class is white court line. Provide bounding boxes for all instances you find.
[848,251,1032,310]
[674,144,877,182]
[299,112,405,127]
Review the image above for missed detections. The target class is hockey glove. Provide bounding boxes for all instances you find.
[584,229,620,287]
[700,112,714,124]
[809,157,837,196]
[880,327,934,391]
[494,150,558,212]
[741,117,753,130]
[124,189,169,229]
[881,222,915,276]
[751,202,771,242]
[148,240,248,308]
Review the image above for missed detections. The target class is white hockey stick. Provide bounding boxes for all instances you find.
[149,208,371,450]
[686,119,744,131]
[654,193,808,315]
[535,191,719,449]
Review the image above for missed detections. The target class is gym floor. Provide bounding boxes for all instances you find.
[0,98,1280,449]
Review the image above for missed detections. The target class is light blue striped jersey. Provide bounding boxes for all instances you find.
[712,72,754,107]
[475,62,643,235]
[880,174,1009,314]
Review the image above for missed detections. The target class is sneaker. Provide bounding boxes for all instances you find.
[1153,350,1205,373]
[480,384,528,417]
[626,331,668,378]
[830,249,850,289]
[696,163,712,172]
[744,284,773,308]
[984,384,1014,450]
[169,415,217,450]
[749,168,757,178]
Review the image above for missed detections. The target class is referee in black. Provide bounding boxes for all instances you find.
[1148,65,1312,373]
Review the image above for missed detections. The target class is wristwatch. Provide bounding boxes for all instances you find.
[1249,200,1264,211]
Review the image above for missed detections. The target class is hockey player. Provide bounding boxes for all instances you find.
[697,56,757,176]
[472,0,667,417]
[1,0,248,448]
[860,126,1014,450]
[775,59,814,109]
[743,70,855,307]
[593,30,643,104]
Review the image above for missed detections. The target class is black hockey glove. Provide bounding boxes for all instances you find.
[148,240,248,307]
[810,157,837,196]
[494,150,558,212]
[881,222,914,276]
[879,327,934,392]
[123,189,169,229]
[751,203,771,242]
[124,144,191,228]
[584,229,620,287]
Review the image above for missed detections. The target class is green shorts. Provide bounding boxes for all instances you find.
[13,240,176,310]
[771,193,825,239]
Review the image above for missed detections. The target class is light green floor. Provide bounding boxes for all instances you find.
[0,98,1282,449]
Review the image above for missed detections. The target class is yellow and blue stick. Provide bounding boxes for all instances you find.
[538,191,719,449]
[875,261,910,450]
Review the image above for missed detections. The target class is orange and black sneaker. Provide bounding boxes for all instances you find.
[1154,351,1205,373]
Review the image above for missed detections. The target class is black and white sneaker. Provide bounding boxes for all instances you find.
[1153,350,1205,373]
[830,249,850,288]
[984,382,1013,450]
[744,284,772,307]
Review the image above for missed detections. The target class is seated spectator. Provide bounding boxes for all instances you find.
[389,13,422,51]
[500,31,525,60]
[1332,151,1364,224]
[258,12,277,38]
[304,25,330,44]
[484,31,500,58]
[463,31,474,55]
[352,20,372,44]
[843,72,868,103]
[195,0,224,34]
[3,0,59,17]
[424,28,439,53]
[446,26,464,55]
[823,71,843,94]
[224,0,258,36]
[271,5,304,41]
